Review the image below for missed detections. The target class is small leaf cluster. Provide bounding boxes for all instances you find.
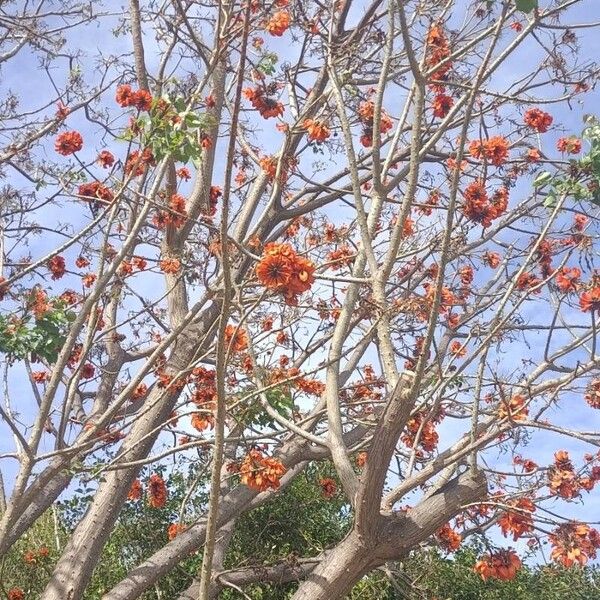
[0,298,76,362]
[126,96,215,164]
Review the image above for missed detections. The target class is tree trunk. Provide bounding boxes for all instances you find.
[291,530,374,600]
[40,305,220,600]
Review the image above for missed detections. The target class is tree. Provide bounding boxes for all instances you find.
[0,0,599,598]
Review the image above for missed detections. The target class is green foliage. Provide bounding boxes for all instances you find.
[485,0,537,14]
[238,385,294,428]
[403,546,600,600]
[124,96,214,164]
[534,115,600,208]
[4,468,600,599]
[257,53,279,76]
[0,298,75,362]
[515,0,537,14]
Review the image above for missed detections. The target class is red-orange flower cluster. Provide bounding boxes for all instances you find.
[425,24,455,118]
[498,394,528,421]
[167,522,187,540]
[318,477,337,499]
[436,523,462,552]
[461,181,508,227]
[548,450,580,500]
[524,108,553,133]
[469,136,510,166]
[239,449,286,491]
[557,136,582,154]
[153,193,187,229]
[256,243,315,304]
[97,150,115,168]
[127,479,143,501]
[474,549,521,581]
[498,497,536,541]
[579,286,600,314]
[244,86,284,119]
[116,84,153,111]
[225,324,249,353]
[550,522,600,567]
[47,255,66,280]
[147,473,168,508]
[302,118,331,142]
[585,379,600,409]
[78,182,114,208]
[357,99,393,147]
[55,131,83,155]
[265,10,290,36]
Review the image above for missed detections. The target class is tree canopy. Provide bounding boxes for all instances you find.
[0,0,599,598]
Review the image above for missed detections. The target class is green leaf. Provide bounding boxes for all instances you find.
[533,171,552,187]
[515,0,537,12]
[515,0,538,13]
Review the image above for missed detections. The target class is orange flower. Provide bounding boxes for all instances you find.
[255,243,315,303]
[585,379,600,409]
[82,273,97,288]
[116,85,153,111]
[483,252,501,269]
[78,181,114,204]
[573,213,588,231]
[147,473,168,508]
[132,383,148,400]
[498,394,528,421]
[55,131,83,155]
[470,136,510,166]
[432,93,453,118]
[124,148,156,176]
[579,287,600,314]
[357,99,393,147]
[265,10,290,36]
[260,156,280,180]
[547,450,580,500]
[425,24,453,83]
[256,253,292,288]
[8,589,25,600]
[225,324,249,352]
[525,148,541,162]
[555,267,581,293]
[32,370,49,383]
[355,451,367,468]
[436,523,462,552]
[47,255,66,280]
[550,522,599,567]
[97,150,115,168]
[302,119,331,142]
[127,479,143,501]
[244,86,284,119]
[524,108,553,133]
[239,449,286,491]
[191,411,215,432]
[167,522,186,540]
[461,183,509,228]
[474,549,521,581]
[516,272,541,292]
[159,258,181,274]
[498,497,536,541]
[318,477,337,499]
[450,341,467,358]
[557,136,581,154]
[296,377,325,396]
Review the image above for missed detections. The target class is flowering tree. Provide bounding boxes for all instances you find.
[1,0,599,598]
